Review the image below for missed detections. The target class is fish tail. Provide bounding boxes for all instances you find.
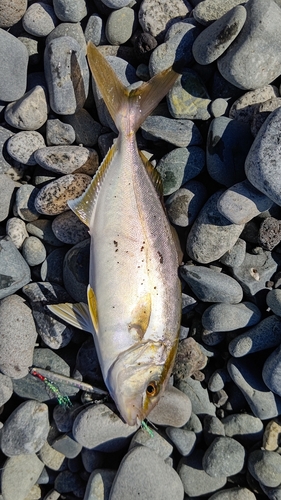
[87,42,179,134]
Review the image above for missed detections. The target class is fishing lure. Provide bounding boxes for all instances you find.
[30,367,72,409]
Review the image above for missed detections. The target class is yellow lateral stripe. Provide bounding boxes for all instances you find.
[87,285,99,333]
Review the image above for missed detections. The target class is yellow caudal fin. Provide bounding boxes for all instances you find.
[87,42,179,133]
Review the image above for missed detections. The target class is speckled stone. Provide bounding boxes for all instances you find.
[52,211,89,244]
[85,13,104,46]
[0,294,37,378]
[258,217,281,251]
[1,400,49,456]
[248,449,281,487]
[138,0,192,40]
[1,454,44,500]
[165,180,207,227]
[0,0,27,28]
[46,117,75,146]
[193,0,244,25]
[0,127,14,174]
[0,29,29,101]
[22,2,58,37]
[0,237,31,299]
[34,146,99,175]
[53,0,87,22]
[229,315,281,357]
[7,131,45,165]
[263,419,281,451]
[22,236,47,266]
[5,86,48,131]
[35,173,91,216]
[168,69,211,120]
[229,84,279,125]
[192,5,246,65]
[202,302,261,332]
[186,190,245,264]
[14,184,40,222]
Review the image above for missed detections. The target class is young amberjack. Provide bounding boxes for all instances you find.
[49,42,182,426]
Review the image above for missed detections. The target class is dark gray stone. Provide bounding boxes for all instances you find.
[202,436,245,477]
[202,302,261,332]
[229,315,281,357]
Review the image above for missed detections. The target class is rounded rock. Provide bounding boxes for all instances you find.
[0,174,16,222]
[202,302,261,332]
[52,210,89,245]
[0,0,27,28]
[0,237,31,300]
[208,487,257,500]
[166,427,196,456]
[222,413,263,445]
[101,0,132,7]
[248,449,281,488]
[22,2,58,37]
[34,145,99,175]
[6,217,28,249]
[62,109,102,148]
[5,86,48,131]
[46,117,75,146]
[262,344,281,397]
[138,0,192,40]
[229,315,281,357]
[34,173,92,216]
[142,117,203,149]
[7,131,45,165]
[14,184,40,222]
[202,436,245,478]
[193,0,244,25]
[22,236,47,266]
[53,0,87,22]
[84,469,116,500]
[165,180,207,227]
[129,427,173,460]
[1,454,44,500]
[168,68,211,121]
[148,384,192,427]
[0,29,28,101]
[0,294,37,378]
[180,265,243,304]
[106,7,135,45]
[1,400,49,456]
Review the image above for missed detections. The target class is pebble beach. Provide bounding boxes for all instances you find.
[1,0,281,499]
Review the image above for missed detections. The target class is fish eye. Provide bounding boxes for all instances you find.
[146,381,158,397]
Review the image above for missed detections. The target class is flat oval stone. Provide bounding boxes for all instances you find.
[222,413,263,445]
[227,356,281,420]
[5,86,48,131]
[180,265,243,303]
[186,190,244,264]
[52,210,89,244]
[0,0,27,28]
[7,131,45,165]
[202,436,245,478]
[22,2,58,37]
[217,180,273,224]
[1,454,44,500]
[248,449,281,488]
[245,107,281,206]
[22,235,47,266]
[229,315,281,357]
[0,294,36,378]
[217,0,281,90]
[193,0,244,25]
[165,180,207,227]
[44,36,89,115]
[0,29,28,101]
[192,5,246,65]
[53,0,87,22]
[141,116,202,148]
[1,400,49,456]
[105,7,135,45]
[35,173,92,215]
[34,146,99,175]
[262,344,281,397]
[202,302,261,332]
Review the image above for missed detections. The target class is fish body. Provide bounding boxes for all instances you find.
[49,43,182,426]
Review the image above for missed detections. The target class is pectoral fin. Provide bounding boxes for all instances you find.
[47,302,94,334]
[128,293,151,340]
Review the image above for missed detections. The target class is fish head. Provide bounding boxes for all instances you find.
[107,339,178,426]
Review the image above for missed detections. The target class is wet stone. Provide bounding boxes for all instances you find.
[141,116,202,148]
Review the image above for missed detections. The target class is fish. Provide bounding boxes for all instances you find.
[48,42,182,426]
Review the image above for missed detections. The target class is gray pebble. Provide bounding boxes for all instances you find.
[167,68,211,120]
[232,250,280,296]
[110,446,184,500]
[34,146,99,175]
[17,32,41,67]
[46,117,75,146]
[6,217,28,249]
[52,210,89,244]
[186,190,244,264]
[157,147,205,196]
[263,344,281,397]
[5,86,48,131]
[85,14,104,46]
[0,237,31,300]
[106,7,135,45]
[208,487,257,500]
[0,174,16,221]
[166,427,196,456]
[178,449,227,497]
[165,180,208,226]
[138,0,192,40]
[193,0,244,25]
[129,428,173,460]
[44,36,89,115]
[202,302,261,332]
[84,469,116,500]
[229,84,279,126]
[203,415,225,447]
[180,265,243,303]
[218,0,281,90]
[26,219,65,246]
[209,98,228,118]
[7,131,45,165]
[245,107,281,206]
[229,315,281,357]
[147,385,192,427]
[208,369,231,392]
[53,0,87,22]
[141,116,202,148]
[22,235,47,266]
[73,404,138,452]
[202,436,245,477]
[101,0,132,7]
[0,373,13,406]
[38,439,67,473]
[81,448,106,473]
[248,449,281,487]
[22,2,58,37]
[207,117,253,187]
[34,173,92,216]
[227,356,281,420]
[251,97,281,137]
[0,29,28,101]
[176,377,216,417]
[62,109,102,147]
[217,180,273,224]
[46,21,86,53]
[0,127,14,174]
[222,413,263,445]
[220,238,246,268]
[52,433,82,459]
[54,470,84,494]
[63,238,89,302]
[0,300,38,383]
[266,289,281,316]
[1,454,44,500]
[0,0,28,29]
[40,247,68,284]
[193,6,246,65]
[14,184,40,221]
[1,400,49,456]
